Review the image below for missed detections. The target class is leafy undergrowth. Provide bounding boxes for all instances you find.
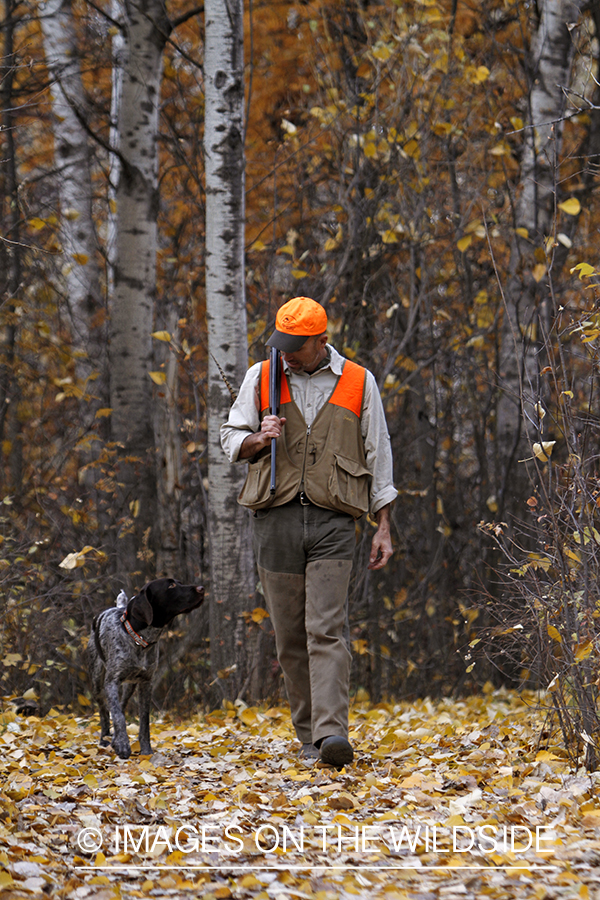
[1,688,600,899]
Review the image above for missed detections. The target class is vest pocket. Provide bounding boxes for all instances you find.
[328,453,371,515]
[238,454,273,509]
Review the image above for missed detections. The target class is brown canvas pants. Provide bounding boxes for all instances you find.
[252,502,356,745]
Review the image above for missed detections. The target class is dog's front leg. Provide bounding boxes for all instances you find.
[120,682,136,715]
[104,679,131,759]
[137,681,153,755]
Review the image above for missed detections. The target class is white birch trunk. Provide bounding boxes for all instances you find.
[40,0,103,385]
[205,0,256,697]
[517,0,585,238]
[496,0,584,512]
[154,305,183,576]
[109,0,169,582]
[107,0,125,298]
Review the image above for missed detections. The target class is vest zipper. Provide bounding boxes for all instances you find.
[299,424,311,493]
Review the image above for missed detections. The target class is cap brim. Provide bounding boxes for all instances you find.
[266,331,309,352]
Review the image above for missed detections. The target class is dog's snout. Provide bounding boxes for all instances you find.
[195,585,204,595]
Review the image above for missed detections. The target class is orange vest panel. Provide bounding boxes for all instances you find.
[260,357,365,417]
[327,359,365,417]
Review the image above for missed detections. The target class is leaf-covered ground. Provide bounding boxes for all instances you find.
[2,688,600,899]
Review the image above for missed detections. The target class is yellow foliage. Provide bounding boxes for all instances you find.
[532,441,556,461]
[372,42,393,62]
[532,263,546,282]
[558,197,581,216]
[571,262,595,279]
[403,138,420,159]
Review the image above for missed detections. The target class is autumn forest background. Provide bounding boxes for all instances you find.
[2,0,600,765]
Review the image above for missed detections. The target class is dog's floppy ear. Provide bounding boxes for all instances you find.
[128,592,153,627]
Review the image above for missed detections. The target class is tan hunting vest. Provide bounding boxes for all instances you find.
[237,358,371,518]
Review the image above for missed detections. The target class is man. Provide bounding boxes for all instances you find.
[220,296,396,767]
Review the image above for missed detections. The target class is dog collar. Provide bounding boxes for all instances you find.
[120,611,152,648]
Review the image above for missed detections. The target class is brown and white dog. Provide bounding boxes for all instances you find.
[88,578,204,758]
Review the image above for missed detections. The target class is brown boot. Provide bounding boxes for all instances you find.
[319,735,353,767]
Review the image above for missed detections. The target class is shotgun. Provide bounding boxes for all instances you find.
[269,346,281,494]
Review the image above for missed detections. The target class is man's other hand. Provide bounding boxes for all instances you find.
[368,504,393,570]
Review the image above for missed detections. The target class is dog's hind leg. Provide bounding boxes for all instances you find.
[97,692,112,747]
[137,681,153,756]
[90,658,112,747]
[104,679,131,759]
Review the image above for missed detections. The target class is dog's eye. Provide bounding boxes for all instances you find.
[168,581,176,589]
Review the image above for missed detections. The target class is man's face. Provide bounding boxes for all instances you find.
[282,334,328,374]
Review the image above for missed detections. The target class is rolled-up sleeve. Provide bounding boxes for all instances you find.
[361,372,398,515]
[220,363,262,463]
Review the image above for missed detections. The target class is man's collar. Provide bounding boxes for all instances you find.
[313,347,331,372]
[321,344,345,375]
[282,344,345,377]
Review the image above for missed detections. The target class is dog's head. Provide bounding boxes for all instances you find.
[129,578,205,629]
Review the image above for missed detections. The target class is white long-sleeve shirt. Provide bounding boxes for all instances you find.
[220,345,397,516]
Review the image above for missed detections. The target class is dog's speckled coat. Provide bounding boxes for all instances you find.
[88,578,204,758]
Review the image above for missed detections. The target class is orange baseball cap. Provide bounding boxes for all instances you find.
[266,297,328,352]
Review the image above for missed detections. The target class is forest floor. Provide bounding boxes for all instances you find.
[1,687,600,899]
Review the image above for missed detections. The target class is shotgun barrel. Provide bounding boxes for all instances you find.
[269,346,281,494]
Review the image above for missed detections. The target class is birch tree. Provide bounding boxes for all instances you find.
[40,0,104,396]
[109,0,170,584]
[0,0,23,489]
[496,0,585,514]
[204,0,255,698]
[107,0,125,298]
